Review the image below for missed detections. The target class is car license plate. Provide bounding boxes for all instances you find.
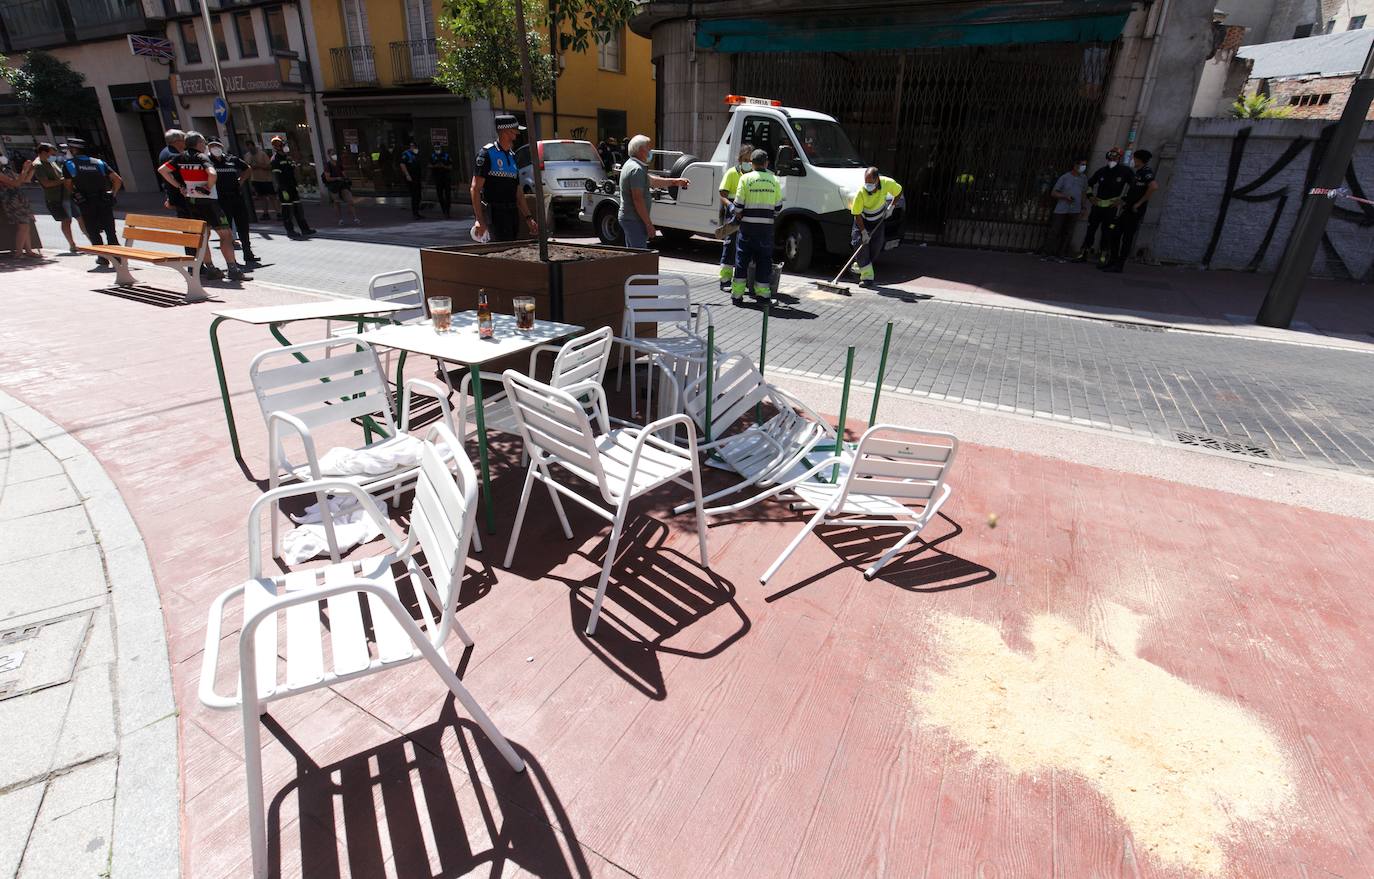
[557,178,585,187]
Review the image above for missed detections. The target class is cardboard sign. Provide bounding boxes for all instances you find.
[430,128,449,147]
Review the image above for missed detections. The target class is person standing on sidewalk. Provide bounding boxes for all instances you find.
[1040,157,1088,262]
[270,136,315,239]
[0,153,39,257]
[730,149,783,303]
[1100,149,1158,274]
[617,134,691,250]
[63,138,122,265]
[158,132,247,280]
[850,166,903,288]
[157,128,216,276]
[245,140,278,220]
[1074,147,1133,264]
[471,115,533,242]
[717,143,753,290]
[207,139,258,264]
[321,148,360,226]
[430,142,453,220]
[400,140,424,219]
[32,143,79,253]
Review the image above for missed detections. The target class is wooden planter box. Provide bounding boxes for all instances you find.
[420,242,658,340]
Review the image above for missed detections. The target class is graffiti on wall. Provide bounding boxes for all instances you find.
[1203,125,1374,277]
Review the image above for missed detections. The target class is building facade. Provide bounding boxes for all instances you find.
[632,0,1214,257]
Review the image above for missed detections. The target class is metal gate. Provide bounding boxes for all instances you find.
[734,41,1120,250]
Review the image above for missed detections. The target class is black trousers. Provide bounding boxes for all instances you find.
[278,190,312,235]
[487,204,520,242]
[1106,207,1146,267]
[219,197,255,259]
[1080,203,1119,252]
[433,173,452,217]
[1041,212,1076,258]
[79,199,117,247]
[170,195,199,257]
[408,178,423,217]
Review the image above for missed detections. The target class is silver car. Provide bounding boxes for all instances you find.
[516,139,608,226]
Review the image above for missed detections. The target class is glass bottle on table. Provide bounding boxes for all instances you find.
[477,288,494,339]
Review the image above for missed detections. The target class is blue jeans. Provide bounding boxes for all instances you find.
[620,213,648,249]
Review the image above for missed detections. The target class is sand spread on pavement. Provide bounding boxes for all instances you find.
[913,604,1297,876]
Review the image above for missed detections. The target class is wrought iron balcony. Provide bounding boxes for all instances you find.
[389,38,437,83]
[330,44,378,88]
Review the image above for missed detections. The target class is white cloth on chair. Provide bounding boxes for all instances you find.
[316,435,427,477]
[280,495,384,564]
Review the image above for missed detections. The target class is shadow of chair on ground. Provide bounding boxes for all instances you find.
[264,702,591,879]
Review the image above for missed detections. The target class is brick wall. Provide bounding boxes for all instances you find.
[1153,117,1374,279]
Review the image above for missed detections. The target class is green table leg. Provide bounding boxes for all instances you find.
[469,363,496,534]
[209,316,243,462]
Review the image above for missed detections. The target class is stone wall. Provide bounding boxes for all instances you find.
[1152,117,1374,279]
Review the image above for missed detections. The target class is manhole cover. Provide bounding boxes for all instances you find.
[1174,431,1278,460]
[0,612,92,701]
[1111,321,1166,333]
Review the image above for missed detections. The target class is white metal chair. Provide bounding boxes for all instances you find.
[330,270,427,371]
[248,336,457,554]
[455,326,614,439]
[743,425,958,584]
[616,274,714,419]
[668,351,835,515]
[500,370,710,636]
[198,425,524,879]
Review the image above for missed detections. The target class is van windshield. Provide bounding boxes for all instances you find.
[542,141,600,163]
[788,119,864,168]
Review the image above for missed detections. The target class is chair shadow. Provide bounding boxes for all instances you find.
[262,701,591,879]
[764,513,996,601]
[540,516,750,700]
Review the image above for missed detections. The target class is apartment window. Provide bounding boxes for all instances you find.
[1350,15,1367,29]
[265,5,289,52]
[597,27,623,72]
[1326,18,1337,33]
[234,11,258,56]
[211,15,230,60]
[1293,23,1314,37]
[1289,93,1334,107]
[180,20,202,63]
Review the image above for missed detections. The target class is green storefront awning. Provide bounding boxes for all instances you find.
[696,10,1132,53]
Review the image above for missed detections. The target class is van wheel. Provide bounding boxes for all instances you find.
[782,220,815,271]
[595,204,624,245]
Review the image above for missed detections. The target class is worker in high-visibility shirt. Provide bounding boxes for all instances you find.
[717,142,754,290]
[731,149,784,303]
[850,166,903,288]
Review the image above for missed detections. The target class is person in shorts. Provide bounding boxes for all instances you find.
[32,143,79,252]
[321,148,360,225]
[158,131,247,280]
[244,140,278,220]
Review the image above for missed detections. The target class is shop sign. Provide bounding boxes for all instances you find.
[173,64,284,96]
[430,127,449,147]
[343,129,359,153]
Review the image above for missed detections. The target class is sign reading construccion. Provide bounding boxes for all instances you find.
[173,64,284,96]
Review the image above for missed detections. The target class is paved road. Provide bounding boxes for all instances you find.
[28,213,1374,478]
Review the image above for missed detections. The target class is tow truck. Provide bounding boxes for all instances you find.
[579,94,903,271]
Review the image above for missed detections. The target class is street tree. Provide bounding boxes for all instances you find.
[0,51,101,131]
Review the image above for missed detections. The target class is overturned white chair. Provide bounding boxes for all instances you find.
[501,370,710,636]
[668,351,835,515]
[198,425,524,879]
[744,425,958,584]
[248,336,457,554]
[616,274,715,419]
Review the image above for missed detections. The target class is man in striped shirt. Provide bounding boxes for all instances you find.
[850,167,903,288]
[730,149,784,304]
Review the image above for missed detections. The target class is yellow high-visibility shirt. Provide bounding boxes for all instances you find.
[851,176,903,222]
[733,169,784,225]
[720,163,749,195]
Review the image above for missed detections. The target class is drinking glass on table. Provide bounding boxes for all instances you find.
[514,296,536,331]
[429,297,452,333]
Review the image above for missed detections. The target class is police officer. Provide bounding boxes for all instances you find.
[430,141,453,220]
[1074,146,1134,264]
[62,138,123,267]
[717,143,753,291]
[730,149,784,304]
[1100,149,1158,274]
[471,114,535,242]
[850,166,903,288]
[207,139,258,264]
[270,136,315,238]
[399,140,424,219]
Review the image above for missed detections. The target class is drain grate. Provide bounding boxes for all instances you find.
[1174,431,1278,460]
[1111,321,1166,333]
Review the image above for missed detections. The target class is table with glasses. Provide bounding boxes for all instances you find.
[354,311,584,533]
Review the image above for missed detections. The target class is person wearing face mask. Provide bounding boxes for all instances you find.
[1040,157,1089,262]
[849,166,903,288]
[1074,146,1134,264]
[208,140,258,264]
[430,142,453,220]
[64,138,123,265]
[270,136,315,238]
[32,143,79,253]
[717,143,754,290]
[730,149,783,303]
[1100,149,1158,274]
[322,148,360,225]
[158,132,247,280]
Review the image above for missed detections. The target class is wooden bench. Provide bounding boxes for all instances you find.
[79,213,210,303]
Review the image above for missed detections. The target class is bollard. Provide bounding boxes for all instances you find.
[869,321,894,425]
[704,324,715,444]
[756,298,771,423]
[833,346,855,484]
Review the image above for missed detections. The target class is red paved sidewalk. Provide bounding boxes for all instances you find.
[1,258,1372,878]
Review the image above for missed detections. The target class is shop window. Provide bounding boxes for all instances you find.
[265,5,289,52]
[1350,15,1366,29]
[1293,23,1314,37]
[180,20,202,63]
[234,11,258,57]
[597,27,623,72]
[211,15,230,61]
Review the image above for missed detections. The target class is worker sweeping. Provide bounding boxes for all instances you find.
[730,149,784,304]
[850,166,903,288]
[718,143,754,291]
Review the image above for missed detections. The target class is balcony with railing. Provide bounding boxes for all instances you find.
[389,38,437,83]
[330,44,379,88]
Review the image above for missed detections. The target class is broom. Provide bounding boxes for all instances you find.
[814,200,895,296]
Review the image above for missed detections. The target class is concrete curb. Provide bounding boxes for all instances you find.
[0,390,180,879]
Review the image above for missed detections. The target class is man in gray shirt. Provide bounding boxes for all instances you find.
[618,134,691,249]
[1040,157,1088,261]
